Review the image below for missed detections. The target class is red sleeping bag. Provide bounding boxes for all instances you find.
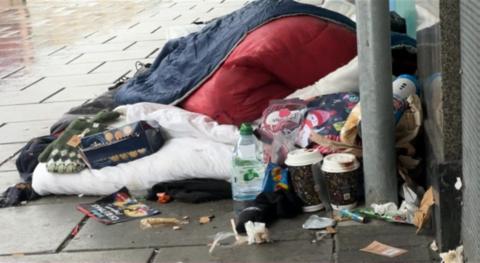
[181,16,357,126]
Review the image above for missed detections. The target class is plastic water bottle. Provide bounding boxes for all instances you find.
[231,123,265,214]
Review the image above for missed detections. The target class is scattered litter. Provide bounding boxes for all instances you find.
[172,225,182,231]
[360,241,408,258]
[326,226,336,234]
[199,215,215,224]
[371,202,398,215]
[439,245,463,263]
[333,215,350,222]
[182,216,190,221]
[430,240,438,252]
[357,200,418,225]
[398,201,417,224]
[20,201,27,205]
[313,232,328,243]
[77,187,160,225]
[314,226,337,236]
[413,187,435,233]
[245,221,271,245]
[454,177,462,190]
[302,215,336,229]
[402,184,420,206]
[208,219,247,254]
[209,232,238,254]
[156,192,171,204]
[140,217,187,229]
[78,193,84,198]
[340,209,365,223]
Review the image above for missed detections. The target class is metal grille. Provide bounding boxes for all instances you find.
[460,1,480,261]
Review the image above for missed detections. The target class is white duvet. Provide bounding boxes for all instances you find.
[32,103,239,196]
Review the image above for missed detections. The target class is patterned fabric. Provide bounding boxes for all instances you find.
[297,92,360,153]
[38,111,120,174]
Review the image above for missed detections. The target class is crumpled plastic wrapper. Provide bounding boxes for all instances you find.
[371,202,399,215]
[302,215,336,230]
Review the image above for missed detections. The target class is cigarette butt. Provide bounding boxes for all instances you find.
[140,217,183,229]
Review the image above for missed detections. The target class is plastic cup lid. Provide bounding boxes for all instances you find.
[285,149,323,166]
[302,203,324,213]
[321,153,359,173]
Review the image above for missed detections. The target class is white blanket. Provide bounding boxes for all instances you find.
[32,104,238,196]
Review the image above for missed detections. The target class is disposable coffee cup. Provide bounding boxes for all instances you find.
[285,149,324,212]
[322,153,360,210]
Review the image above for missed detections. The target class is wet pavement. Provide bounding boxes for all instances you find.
[0,0,436,262]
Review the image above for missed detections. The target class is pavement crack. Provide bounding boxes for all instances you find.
[146,249,159,263]
[151,25,162,34]
[145,48,159,59]
[39,87,66,103]
[87,61,107,74]
[47,46,67,56]
[102,36,117,44]
[20,77,46,91]
[123,41,137,51]
[55,216,90,253]
[1,66,25,79]
[84,31,97,39]
[66,53,84,65]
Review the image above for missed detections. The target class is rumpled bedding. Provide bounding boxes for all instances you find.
[32,104,238,196]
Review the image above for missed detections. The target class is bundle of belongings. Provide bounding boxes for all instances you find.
[1,0,434,231]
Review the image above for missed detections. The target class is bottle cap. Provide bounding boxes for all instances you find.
[239,123,253,135]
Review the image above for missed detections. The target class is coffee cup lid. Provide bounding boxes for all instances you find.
[322,153,359,173]
[285,149,323,166]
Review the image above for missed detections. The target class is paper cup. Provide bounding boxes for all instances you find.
[285,149,324,212]
[322,153,360,210]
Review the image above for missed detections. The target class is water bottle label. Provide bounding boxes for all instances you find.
[242,168,260,182]
[238,144,256,159]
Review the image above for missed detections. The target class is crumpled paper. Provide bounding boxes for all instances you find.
[245,221,271,245]
[413,187,435,233]
[371,202,399,215]
[439,245,463,263]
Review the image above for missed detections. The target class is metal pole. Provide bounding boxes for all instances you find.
[355,0,398,205]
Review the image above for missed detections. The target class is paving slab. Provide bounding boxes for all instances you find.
[153,240,333,263]
[66,200,316,251]
[11,62,102,78]
[0,143,23,163]
[0,248,154,263]
[39,72,129,88]
[0,159,17,172]
[71,50,155,64]
[0,120,52,144]
[0,102,75,123]
[0,171,21,189]
[0,76,48,92]
[26,195,99,207]
[335,222,435,263]
[45,85,110,103]
[0,143,23,172]
[0,86,66,106]
[0,203,85,255]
